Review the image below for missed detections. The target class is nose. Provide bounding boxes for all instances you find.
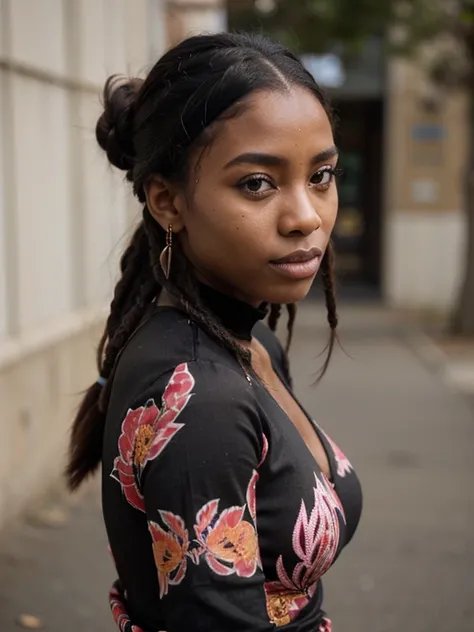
[277,189,322,237]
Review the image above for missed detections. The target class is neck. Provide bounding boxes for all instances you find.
[157,283,268,342]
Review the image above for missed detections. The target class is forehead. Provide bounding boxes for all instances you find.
[204,87,333,163]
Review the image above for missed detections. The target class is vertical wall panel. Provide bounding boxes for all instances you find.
[10,0,66,75]
[0,70,8,339]
[12,76,73,330]
[76,0,107,85]
[79,93,129,306]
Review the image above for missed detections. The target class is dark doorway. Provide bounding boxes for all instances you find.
[330,99,384,298]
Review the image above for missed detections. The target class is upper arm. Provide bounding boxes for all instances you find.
[123,361,279,631]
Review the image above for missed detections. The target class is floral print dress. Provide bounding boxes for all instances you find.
[102,286,363,632]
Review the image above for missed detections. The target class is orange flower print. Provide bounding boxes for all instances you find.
[111,363,195,511]
[149,511,189,598]
[264,582,311,626]
[194,500,259,578]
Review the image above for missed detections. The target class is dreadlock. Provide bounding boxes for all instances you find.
[317,242,338,381]
[267,243,337,378]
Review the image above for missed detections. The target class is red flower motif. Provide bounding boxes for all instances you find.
[109,581,144,632]
[319,617,332,632]
[246,433,268,525]
[276,474,345,595]
[111,363,195,511]
[149,511,189,598]
[194,499,259,578]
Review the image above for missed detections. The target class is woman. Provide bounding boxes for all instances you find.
[67,32,362,632]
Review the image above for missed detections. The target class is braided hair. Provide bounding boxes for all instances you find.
[66,32,338,491]
[267,243,338,376]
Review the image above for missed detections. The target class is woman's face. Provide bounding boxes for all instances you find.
[177,86,338,306]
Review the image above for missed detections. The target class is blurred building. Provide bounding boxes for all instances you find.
[0,1,464,528]
[303,41,467,309]
[0,0,224,528]
[166,0,226,45]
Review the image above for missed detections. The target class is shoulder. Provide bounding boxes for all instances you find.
[112,306,197,396]
[140,359,257,420]
[109,359,266,513]
[120,358,261,442]
[128,360,265,483]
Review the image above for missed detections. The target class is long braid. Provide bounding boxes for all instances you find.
[317,242,338,381]
[268,304,281,332]
[98,221,160,412]
[322,242,338,330]
[98,275,159,410]
[66,224,160,490]
[268,303,297,356]
[143,208,252,369]
[285,303,297,355]
[96,224,149,369]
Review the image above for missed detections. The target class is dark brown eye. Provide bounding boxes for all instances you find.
[310,166,341,189]
[247,179,264,192]
[237,174,274,197]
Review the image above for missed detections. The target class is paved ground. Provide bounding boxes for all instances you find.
[0,305,473,632]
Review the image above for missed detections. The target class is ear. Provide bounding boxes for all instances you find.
[144,176,186,232]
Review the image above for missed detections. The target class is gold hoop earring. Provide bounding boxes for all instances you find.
[160,224,173,279]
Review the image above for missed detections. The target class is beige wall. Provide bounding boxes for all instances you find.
[0,0,228,529]
[166,0,226,46]
[383,58,468,310]
[0,0,161,529]
[384,59,468,214]
[0,316,103,522]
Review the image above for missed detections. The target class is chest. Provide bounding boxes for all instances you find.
[249,340,331,478]
[247,358,362,624]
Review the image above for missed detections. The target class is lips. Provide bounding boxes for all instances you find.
[270,247,322,265]
[269,247,323,281]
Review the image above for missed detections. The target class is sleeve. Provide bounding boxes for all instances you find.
[138,360,278,631]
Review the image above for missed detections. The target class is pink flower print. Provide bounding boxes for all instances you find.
[276,474,345,594]
[319,616,332,632]
[111,363,195,511]
[317,425,352,478]
[109,581,144,632]
[326,434,352,477]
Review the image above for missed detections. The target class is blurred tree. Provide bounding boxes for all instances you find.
[228,0,474,335]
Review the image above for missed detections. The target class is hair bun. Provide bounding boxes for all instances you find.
[95,75,143,172]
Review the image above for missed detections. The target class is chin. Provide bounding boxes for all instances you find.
[261,278,315,305]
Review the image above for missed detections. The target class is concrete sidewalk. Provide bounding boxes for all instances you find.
[0,481,114,632]
[0,308,473,632]
[416,336,474,395]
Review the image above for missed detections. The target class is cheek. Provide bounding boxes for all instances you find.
[185,205,266,265]
[325,189,339,231]
[190,185,269,247]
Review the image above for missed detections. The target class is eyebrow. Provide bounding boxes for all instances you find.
[224,145,339,169]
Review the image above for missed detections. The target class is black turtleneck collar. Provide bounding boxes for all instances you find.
[198,283,268,342]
